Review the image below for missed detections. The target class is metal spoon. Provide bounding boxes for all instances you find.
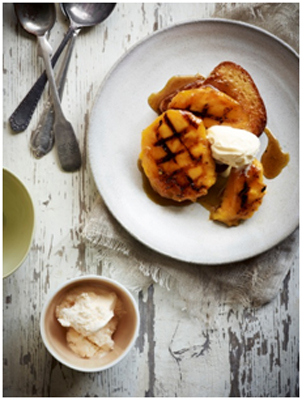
[10,3,116,133]
[14,4,81,172]
[30,3,115,159]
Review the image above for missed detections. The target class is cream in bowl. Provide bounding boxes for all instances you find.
[3,168,35,278]
[40,275,140,372]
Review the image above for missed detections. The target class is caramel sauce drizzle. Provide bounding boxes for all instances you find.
[197,175,228,210]
[261,127,290,179]
[148,75,205,113]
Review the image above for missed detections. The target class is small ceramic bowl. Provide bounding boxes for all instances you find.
[40,275,140,372]
[3,168,35,278]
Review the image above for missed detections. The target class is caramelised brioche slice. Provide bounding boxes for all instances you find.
[167,86,250,130]
[140,109,216,202]
[203,61,267,136]
[210,159,266,226]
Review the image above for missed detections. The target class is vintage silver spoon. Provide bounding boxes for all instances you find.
[10,3,116,133]
[14,4,81,172]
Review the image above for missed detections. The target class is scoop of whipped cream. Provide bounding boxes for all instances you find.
[56,288,123,358]
[207,125,260,168]
[57,291,117,335]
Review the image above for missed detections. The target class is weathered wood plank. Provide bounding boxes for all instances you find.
[3,3,299,397]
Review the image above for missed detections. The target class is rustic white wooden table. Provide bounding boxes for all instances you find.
[3,3,299,397]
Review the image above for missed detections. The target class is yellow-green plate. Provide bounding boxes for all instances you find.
[3,168,35,278]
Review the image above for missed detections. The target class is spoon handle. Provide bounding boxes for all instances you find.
[37,34,81,172]
[30,32,78,158]
[30,100,54,158]
[53,118,82,172]
[9,27,74,133]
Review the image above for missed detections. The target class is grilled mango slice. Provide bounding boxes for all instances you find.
[210,159,266,226]
[140,109,216,202]
[167,86,250,130]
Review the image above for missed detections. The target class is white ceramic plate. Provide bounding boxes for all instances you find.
[88,20,299,264]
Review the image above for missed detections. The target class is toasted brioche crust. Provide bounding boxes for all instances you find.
[203,61,267,136]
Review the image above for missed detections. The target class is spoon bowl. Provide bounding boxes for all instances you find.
[14,4,56,37]
[61,3,116,29]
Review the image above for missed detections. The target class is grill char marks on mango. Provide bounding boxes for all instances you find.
[140,109,216,202]
[167,86,250,130]
[210,159,266,226]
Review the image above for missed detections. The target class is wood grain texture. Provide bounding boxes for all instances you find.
[3,3,299,397]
